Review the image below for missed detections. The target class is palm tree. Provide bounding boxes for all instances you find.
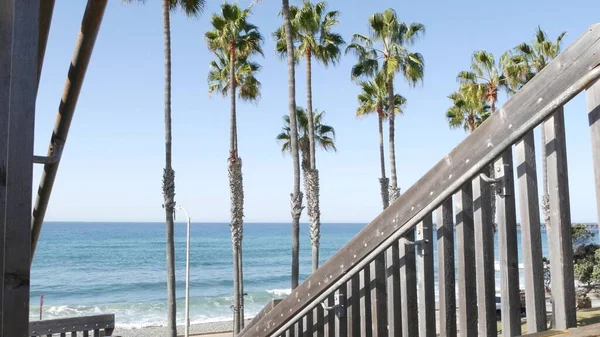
[355,73,406,209]
[446,91,491,133]
[457,50,506,112]
[346,8,425,202]
[273,0,344,272]
[277,108,337,170]
[503,27,566,228]
[280,0,303,290]
[205,3,263,333]
[123,1,204,336]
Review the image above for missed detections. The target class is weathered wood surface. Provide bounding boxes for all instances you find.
[36,0,55,88]
[239,24,600,337]
[455,184,477,336]
[516,130,547,333]
[1,1,39,336]
[496,148,522,336]
[416,214,435,337]
[400,230,418,337]
[588,80,600,232]
[346,274,360,336]
[385,241,401,336]
[544,107,577,329]
[29,315,115,336]
[334,285,347,337]
[359,267,372,337]
[436,199,456,337]
[370,253,387,336]
[314,304,324,337]
[240,299,282,335]
[325,293,334,337]
[472,175,496,337]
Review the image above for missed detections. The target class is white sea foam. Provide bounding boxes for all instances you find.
[266,288,292,296]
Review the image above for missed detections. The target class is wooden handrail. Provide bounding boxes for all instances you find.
[239,23,600,337]
[29,314,115,336]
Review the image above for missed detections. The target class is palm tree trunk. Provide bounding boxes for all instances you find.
[238,246,244,329]
[377,109,389,210]
[162,1,177,336]
[387,77,399,202]
[305,48,321,272]
[282,0,303,290]
[228,39,244,335]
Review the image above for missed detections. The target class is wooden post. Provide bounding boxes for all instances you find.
[495,148,522,336]
[346,274,360,336]
[0,1,39,336]
[588,80,600,231]
[515,130,547,333]
[544,107,576,329]
[399,230,418,337]
[416,214,435,337]
[370,253,387,336]
[436,198,456,337]
[386,241,401,336]
[472,175,496,336]
[455,184,477,336]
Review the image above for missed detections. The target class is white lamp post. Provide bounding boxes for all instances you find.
[176,206,192,337]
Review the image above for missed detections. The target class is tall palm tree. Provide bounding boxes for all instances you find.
[346,8,425,202]
[205,3,263,333]
[123,1,204,336]
[273,1,344,271]
[503,27,566,228]
[355,73,406,209]
[277,108,337,170]
[446,91,490,133]
[280,0,303,290]
[457,50,506,112]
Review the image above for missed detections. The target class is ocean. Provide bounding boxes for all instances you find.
[30,222,599,329]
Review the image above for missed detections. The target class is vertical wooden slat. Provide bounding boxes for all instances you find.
[370,253,387,336]
[544,107,576,329]
[335,285,347,337]
[495,148,522,336]
[455,184,477,336]
[400,230,418,337]
[314,305,324,337]
[295,314,304,337]
[83,330,89,337]
[71,332,76,337]
[516,130,547,333]
[472,175,496,336]
[359,266,372,337]
[60,333,66,337]
[588,80,600,232]
[417,214,435,337]
[327,293,335,337]
[436,198,456,337]
[346,273,360,336]
[305,308,313,336]
[386,242,401,336]
[1,0,38,336]
[93,329,100,337]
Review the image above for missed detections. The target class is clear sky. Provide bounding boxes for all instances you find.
[34,0,600,223]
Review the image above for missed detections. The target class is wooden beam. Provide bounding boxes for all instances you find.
[495,148,522,336]
[436,199,456,337]
[346,274,360,336]
[385,241,401,336]
[473,174,496,336]
[587,80,600,232]
[370,253,386,336]
[516,130,547,333]
[544,107,577,329]
[455,184,477,336]
[416,214,435,337]
[1,1,39,336]
[239,24,600,337]
[400,231,418,337]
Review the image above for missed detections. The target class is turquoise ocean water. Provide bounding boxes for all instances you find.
[30,222,599,329]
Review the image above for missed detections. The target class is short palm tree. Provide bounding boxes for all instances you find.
[205,3,263,333]
[355,73,406,210]
[503,26,566,229]
[273,0,344,271]
[446,91,490,133]
[123,1,204,336]
[346,8,425,202]
[457,50,506,113]
[280,0,303,290]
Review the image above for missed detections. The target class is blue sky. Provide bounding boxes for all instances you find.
[35,0,600,223]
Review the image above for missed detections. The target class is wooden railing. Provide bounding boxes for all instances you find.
[29,315,115,337]
[239,23,600,337]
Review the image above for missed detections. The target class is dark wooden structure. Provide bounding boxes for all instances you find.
[29,314,115,337]
[239,24,600,337]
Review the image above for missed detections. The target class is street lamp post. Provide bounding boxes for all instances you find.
[176,206,191,337]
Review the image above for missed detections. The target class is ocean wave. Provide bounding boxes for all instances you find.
[266,288,291,297]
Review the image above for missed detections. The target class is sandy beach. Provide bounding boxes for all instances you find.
[115,319,251,337]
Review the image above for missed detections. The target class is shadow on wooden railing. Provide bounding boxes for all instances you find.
[240,23,600,337]
[29,314,115,337]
